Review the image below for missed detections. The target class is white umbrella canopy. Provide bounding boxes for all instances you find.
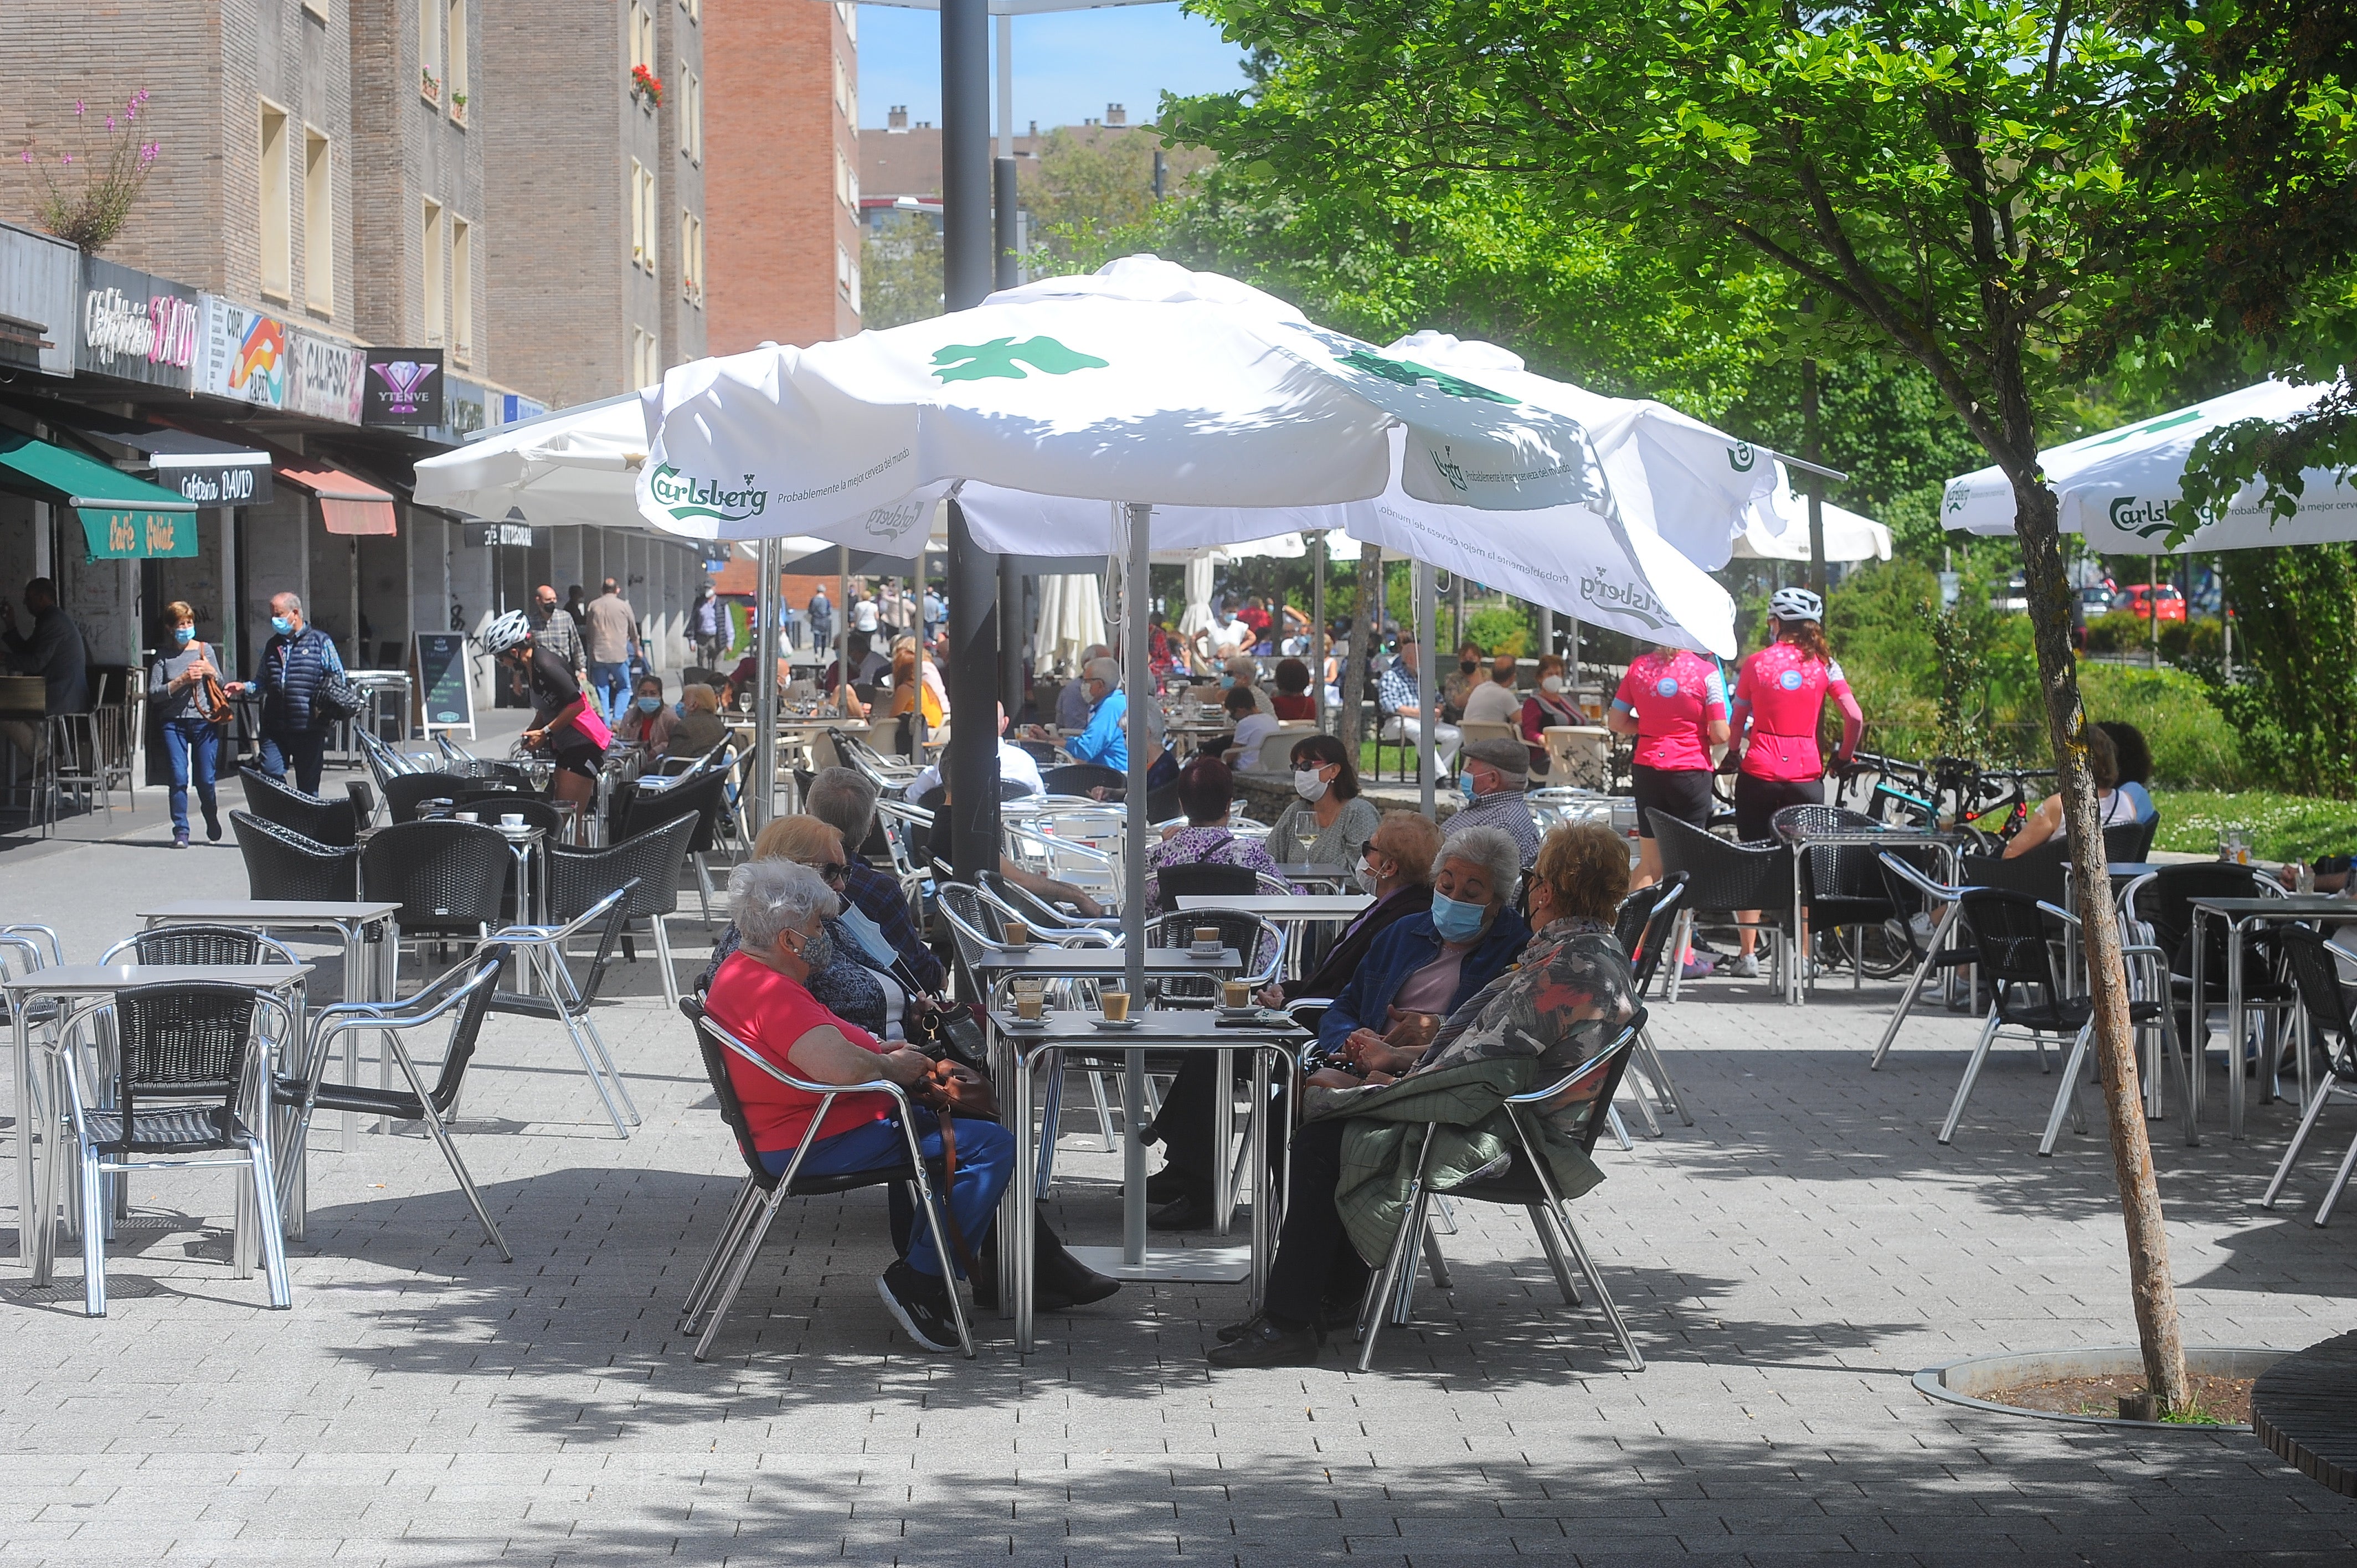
[1733,464,1893,562]
[1178,554,1215,638]
[1033,573,1108,677]
[1942,378,2357,553]
[412,394,648,525]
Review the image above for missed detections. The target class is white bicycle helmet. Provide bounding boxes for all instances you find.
[481,609,533,656]
[1768,586,1824,623]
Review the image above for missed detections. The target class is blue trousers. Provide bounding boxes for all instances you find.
[161,717,220,834]
[762,1110,1012,1279]
[588,661,631,723]
[257,725,327,796]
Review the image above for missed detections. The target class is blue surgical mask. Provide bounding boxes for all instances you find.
[1429,891,1489,944]
[674,700,688,718]
[270,615,294,636]
[1459,769,1479,800]
[836,903,898,967]
[173,626,194,646]
[636,695,662,714]
[1219,674,1236,688]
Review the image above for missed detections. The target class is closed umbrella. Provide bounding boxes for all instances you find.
[1032,572,1107,679]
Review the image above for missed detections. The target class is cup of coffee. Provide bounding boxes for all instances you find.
[1100,989,1131,1023]
[455,811,480,823]
[1002,919,1031,946]
[1222,979,1252,1009]
[1015,992,1044,1022]
[1193,926,1220,950]
[500,812,524,828]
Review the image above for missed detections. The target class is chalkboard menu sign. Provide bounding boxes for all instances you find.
[411,632,475,736]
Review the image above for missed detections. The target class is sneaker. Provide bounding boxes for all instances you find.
[172,828,190,849]
[876,1261,963,1353]
[1719,952,1760,979]
[1680,954,1716,980]
[1206,1313,1320,1368]
[203,804,223,842]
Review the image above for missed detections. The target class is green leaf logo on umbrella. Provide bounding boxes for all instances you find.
[931,337,1110,382]
[1335,349,1515,405]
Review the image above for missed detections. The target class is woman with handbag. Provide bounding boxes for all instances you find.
[148,600,229,848]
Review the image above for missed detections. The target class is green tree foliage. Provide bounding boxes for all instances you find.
[2214,545,2357,797]
[1026,126,1213,272]
[860,211,944,330]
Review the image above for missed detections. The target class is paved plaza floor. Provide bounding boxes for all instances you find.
[3,824,2355,1565]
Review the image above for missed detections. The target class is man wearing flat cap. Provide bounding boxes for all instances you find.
[1445,735,1541,863]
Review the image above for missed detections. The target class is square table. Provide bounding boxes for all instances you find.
[1772,822,1971,1004]
[993,1006,1307,1353]
[1276,862,1352,888]
[2189,894,2351,1138]
[138,900,400,1154]
[1174,893,1372,982]
[8,962,312,1283]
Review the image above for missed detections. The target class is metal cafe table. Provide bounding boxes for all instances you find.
[1174,892,1371,981]
[7,962,312,1285]
[2187,893,2351,1139]
[994,1004,1307,1353]
[1771,818,1971,1005]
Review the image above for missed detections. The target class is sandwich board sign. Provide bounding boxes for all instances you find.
[412,632,476,739]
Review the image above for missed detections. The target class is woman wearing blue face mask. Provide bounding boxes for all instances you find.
[147,601,227,848]
[1311,824,1531,1067]
[619,672,677,761]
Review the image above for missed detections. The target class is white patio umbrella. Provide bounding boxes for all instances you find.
[1032,572,1108,678]
[1734,465,1893,562]
[1177,555,1215,639]
[1942,378,2356,552]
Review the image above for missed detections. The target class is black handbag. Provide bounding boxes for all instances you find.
[315,666,368,722]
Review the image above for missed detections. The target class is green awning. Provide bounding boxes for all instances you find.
[0,429,199,559]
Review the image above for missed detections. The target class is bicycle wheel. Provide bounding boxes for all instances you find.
[1821,921,1917,980]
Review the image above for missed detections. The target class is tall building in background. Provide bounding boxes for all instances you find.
[703,0,861,350]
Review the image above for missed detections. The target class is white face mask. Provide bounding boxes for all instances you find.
[1355,858,1383,894]
[1541,675,1566,695]
[1293,767,1329,803]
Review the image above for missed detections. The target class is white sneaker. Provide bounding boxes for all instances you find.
[1721,953,1760,979]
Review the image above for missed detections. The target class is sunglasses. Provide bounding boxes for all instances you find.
[815,862,850,885]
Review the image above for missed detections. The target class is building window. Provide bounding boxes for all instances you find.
[302,127,333,313]
[446,0,469,117]
[630,4,655,73]
[837,241,860,314]
[631,324,660,388]
[630,159,656,271]
[259,101,291,300]
[833,53,848,117]
[681,209,703,306]
[422,198,445,344]
[680,0,698,21]
[420,0,441,101]
[679,68,702,163]
[451,216,473,364]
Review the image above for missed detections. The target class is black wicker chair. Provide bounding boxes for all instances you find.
[1649,812,1793,999]
[1770,803,1902,990]
[2262,924,2357,1225]
[1041,762,1128,798]
[275,948,514,1258]
[239,766,359,846]
[360,821,516,986]
[620,766,730,925]
[59,981,294,1316]
[383,770,481,824]
[545,812,698,1008]
[230,811,360,901]
[102,924,300,968]
[1355,1012,1647,1371]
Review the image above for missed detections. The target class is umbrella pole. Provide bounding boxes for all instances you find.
[1310,533,1326,731]
[836,546,849,715]
[753,535,779,837]
[1123,502,1152,1268]
[1417,559,1438,817]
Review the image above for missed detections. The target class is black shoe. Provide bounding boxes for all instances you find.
[1149,1192,1215,1232]
[1207,1314,1320,1368]
[1144,1164,1192,1204]
[202,803,222,842]
[1216,1311,1267,1343]
[876,1261,963,1353]
[1038,1235,1121,1307]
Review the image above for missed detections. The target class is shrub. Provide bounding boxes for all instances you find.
[1465,604,1530,658]
[2076,662,2247,790]
[2151,790,2357,862]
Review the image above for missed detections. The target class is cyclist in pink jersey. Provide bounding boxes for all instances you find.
[1720,587,1864,976]
[1610,642,1730,894]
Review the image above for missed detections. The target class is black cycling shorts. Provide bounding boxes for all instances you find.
[1733,772,1823,843]
[1630,765,1715,839]
[551,741,605,782]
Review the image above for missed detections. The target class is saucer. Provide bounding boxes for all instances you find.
[1187,946,1227,961]
[1001,1016,1048,1033]
[1215,1004,1259,1018]
[1090,1017,1143,1031]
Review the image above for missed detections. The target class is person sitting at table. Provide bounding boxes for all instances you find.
[480,610,603,833]
[1270,658,1318,721]
[1221,653,1276,716]
[902,704,1044,803]
[618,672,678,761]
[1145,756,1290,920]
[887,637,948,756]
[0,575,89,772]
[2097,720,2158,824]
[1054,644,1111,733]
[1444,736,1543,865]
[721,648,791,711]
[1063,657,1131,773]
[1207,822,1637,1366]
[1461,653,1524,726]
[1267,733,1381,871]
[1518,653,1583,775]
[667,683,729,763]
[803,766,947,990]
[2003,724,2135,858]
[1313,824,1531,1063]
[1256,810,1440,1008]
[1219,685,1283,773]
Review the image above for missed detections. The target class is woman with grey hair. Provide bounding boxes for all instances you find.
[702,856,1014,1354]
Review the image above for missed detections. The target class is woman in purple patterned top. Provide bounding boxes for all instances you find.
[1144,755,1292,918]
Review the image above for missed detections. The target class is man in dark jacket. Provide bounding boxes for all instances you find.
[0,577,89,764]
[230,591,344,794]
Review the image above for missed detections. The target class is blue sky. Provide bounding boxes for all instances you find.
[856,3,1248,133]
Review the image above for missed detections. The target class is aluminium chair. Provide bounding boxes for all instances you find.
[676,997,974,1360]
[1355,1012,1648,1371]
[478,884,640,1139]
[2260,925,2357,1226]
[544,813,698,1008]
[1610,876,1693,1134]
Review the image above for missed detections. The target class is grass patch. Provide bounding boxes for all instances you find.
[2150,789,2357,862]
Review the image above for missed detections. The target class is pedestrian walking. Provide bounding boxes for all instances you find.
[527,584,586,688]
[148,600,228,847]
[692,583,729,667]
[807,585,833,653]
[229,591,344,796]
[581,577,639,721]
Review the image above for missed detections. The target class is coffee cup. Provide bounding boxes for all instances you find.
[1100,989,1131,1023]
[1222,979,1252,1009]
[500,812,525,828]
[1015,992,1044,1021]
[1002,919,1031,946]
[1192,926,1220,949]
[455,811,480,823]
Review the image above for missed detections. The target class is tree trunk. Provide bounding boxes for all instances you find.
[2012,473,2192,1414]
[1340,543,1380,751]
[1802,358,1828,599]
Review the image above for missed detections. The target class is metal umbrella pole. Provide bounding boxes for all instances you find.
[1121,501,1152,1266]
[1417,558,1438,817]
[1310,532,1326,731]
[752,535,779,835]
[835,546,850,713]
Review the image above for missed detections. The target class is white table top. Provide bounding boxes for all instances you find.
[1173,894,1371,917]
[974,947,1241,974]
[3,962,314,994]
[138,900,400,925]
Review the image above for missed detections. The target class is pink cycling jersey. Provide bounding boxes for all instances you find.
[1732,642,1859,782]
[1610,649,1727,772]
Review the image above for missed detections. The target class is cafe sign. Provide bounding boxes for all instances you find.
[78,504,197,560]
[76,257,199,389]
[198,295,289,408]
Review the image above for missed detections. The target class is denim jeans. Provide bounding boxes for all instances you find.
[162,716,221,835]
[257,725,327,796]
[588,661,631,723]
[761,1109,1012,1279]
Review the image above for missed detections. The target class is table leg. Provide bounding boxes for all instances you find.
[1013,1044,1036,1354]
[2189,909,2208,1128]
[989,1019,1018,1320]
[1249,1047,1270,1306]
[2228,919,2246,1140]
[1122,1048,1146,1267]
[13,1005,32,1273]
[1211,1045,1233,1239]
[341,930,361,1153]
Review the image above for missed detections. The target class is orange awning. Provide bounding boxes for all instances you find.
[279,463,397,536]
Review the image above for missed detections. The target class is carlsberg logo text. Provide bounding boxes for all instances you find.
[2107,496,2174,537]
[650,465,768,523]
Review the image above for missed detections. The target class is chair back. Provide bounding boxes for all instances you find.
[1155,860,1259,905]
[1650,812,1793,917]
[2276,926,2357,1074]
[1955,887,2065,998]
[1504,1010,1644,1157]
[238,766,359,845]
[547,812,697,922]
[104,982,269,1152]
[419,946,511,1113]
[1613,878,1686,996]
[1143,908,1284,997]
[1769,803,1896,918]
[383,771,477,823]
[624,766,727,854]
[2139,861,2265,978]
[678,995,777,1188]
[361,819,515,935]
[107,924,294,968]
[1042,762,1127,798]
[230,811,361,901]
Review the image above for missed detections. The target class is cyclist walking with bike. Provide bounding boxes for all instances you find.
[1721,587,1864,978]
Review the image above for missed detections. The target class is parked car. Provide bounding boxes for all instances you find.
[1991,575,2030,613]
[2078,584,2116,616]
[2117,583,2188,622]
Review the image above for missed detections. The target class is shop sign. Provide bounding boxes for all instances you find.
[498,392,548,426]
[75,257,198,388]
[465,522,533,548]
[361,348,443,425]
[288,329,367,423]
[0,221,78,376]
[78,506,198,560]
[162,458,274,507]
[198,295,290,408]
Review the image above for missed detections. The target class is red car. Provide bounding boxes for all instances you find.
[2116,583,2187,623]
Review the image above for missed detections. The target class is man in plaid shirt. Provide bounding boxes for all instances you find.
[803,766,945,992]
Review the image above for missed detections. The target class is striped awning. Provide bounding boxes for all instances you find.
[279,462,397,535]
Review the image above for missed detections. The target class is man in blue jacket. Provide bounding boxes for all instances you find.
[1317,823,1532,1064]
[228,591,344,795]
[1064,656,1130,774]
